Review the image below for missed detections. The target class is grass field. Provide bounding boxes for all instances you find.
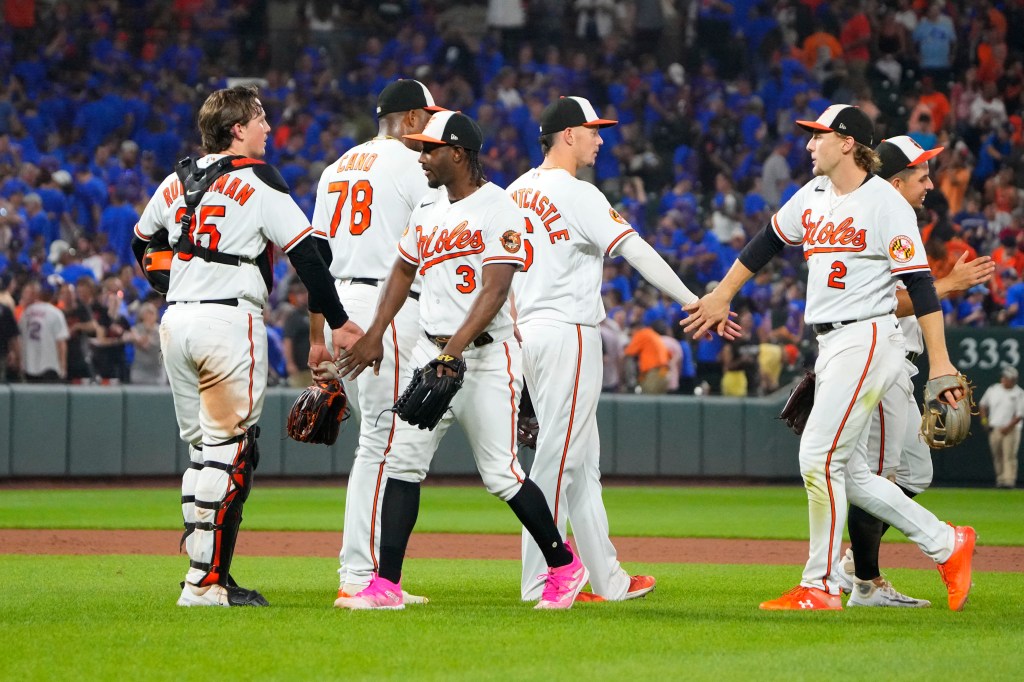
[2,485,1023,681]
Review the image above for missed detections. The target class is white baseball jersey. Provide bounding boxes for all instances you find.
[507,167,636,326]
[18,302,70,375]
[312,138,431,279]
[772,175,930,325]
[135,154,313,305]
[397,182,525,336]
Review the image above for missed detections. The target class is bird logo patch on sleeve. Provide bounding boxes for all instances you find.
[501,230,522,253]
[609,208,628,225]
[889,235,915,263]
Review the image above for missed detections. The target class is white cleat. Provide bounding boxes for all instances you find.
[836,548,855,595]
[848,577,931,608]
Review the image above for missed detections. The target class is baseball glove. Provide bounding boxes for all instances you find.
[393,354,467,430]
[779,370,816,436]
[286,376,350,445]
[517,385,539,450]
[920,373,975,449]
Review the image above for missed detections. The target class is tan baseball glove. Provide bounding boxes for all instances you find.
[920,373,976,449]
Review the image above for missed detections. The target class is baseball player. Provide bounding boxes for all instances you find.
[684,105,977,611]
[335,111,588,610]
[509,96,741,602]
[840,136,995,607]
[310,79,443,605]
[133,85,361,607]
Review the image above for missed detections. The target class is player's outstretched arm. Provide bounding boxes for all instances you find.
[337,256,417,379]
[894,253,995,317]
[614,234,743,340]
[682,259,754,339]
[287,237,363,353]
[441,263,517,360]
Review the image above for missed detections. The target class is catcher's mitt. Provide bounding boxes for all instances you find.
[393,354,467,430]
[920,373,975,449]
[517,384,539,450]
[779,370,816,435]
[286,375,350,445]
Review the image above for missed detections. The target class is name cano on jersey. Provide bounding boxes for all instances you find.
[414,221,485,274]
[800,209,866,258]
[509,188,570,242]
[334,152,378,173]
[161,173,256,208]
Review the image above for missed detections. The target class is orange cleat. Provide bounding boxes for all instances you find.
[624,575,656,600]
[574,592,607,603]
[759,586,842,610]
[937,525,976,611]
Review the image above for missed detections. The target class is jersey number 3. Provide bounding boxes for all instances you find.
[328,180,374,237]
[828,260,847,289]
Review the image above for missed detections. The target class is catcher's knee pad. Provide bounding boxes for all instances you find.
[189,426,260,587]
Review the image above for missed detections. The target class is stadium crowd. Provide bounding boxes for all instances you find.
[0,0,1022,394]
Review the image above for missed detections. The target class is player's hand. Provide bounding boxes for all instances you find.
[331,320,365,353]
[928,361,963,409]
[681,292,734,339]
[308,343,334,381]
[947,252,995,292]
[335,330,383,380]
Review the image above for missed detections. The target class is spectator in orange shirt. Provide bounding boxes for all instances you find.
[624,321,670,394]
[917,76,951,133]
[801,31,843,71]
[938,145,971,214]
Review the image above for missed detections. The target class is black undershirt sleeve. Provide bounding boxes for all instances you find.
[313,234,333,267]
[131,236,148,271]
[738,223,787,273]
[899,270,941,317]
[287,237,349,328]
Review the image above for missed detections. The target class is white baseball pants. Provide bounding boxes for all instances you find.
[863,358,933,494]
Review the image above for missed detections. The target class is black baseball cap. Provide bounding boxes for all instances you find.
[539,96,617,135]
[796,104,874,147]
[876,135,944,180]
[404,111,483,152]
[376,79,444,118]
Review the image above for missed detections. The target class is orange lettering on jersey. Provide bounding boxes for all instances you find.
[223,177,241,201]
[549,229,570,243]
[361,153,377,171]
[211,173,229,193]
[800,210,866,258]
[163,180,183,207]
[417,221,486,274]
[235,184,254,206]
[335,153,349,172]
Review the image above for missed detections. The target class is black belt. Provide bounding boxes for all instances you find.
[350,277,420,301]
[906,351,920,363]
[427,331,493,349]
[169,298,239,307]
[812,319,857,335]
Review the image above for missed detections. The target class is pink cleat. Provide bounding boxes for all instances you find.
[334,574,405,610]
[535,545,589,610]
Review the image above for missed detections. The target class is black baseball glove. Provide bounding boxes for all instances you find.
[779,370,816,436]
[517,384,539,449]
[286,379,350,445]
[393,354,467,430]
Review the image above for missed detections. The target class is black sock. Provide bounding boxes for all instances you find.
[377,478,420,585]
[847,504,885,580]
[507,479,572,567]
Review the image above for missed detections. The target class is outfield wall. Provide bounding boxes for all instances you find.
[0,375,1013,487]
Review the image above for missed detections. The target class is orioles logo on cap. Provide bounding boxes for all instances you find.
[501,230,522,253]
[889,235,915,263]
[609,208,627,225]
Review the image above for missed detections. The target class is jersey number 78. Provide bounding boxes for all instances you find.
[328,180,374,237]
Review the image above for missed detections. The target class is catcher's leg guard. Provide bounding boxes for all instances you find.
[186,426,261,587]
[180,443,203,555]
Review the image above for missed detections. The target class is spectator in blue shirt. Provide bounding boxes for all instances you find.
[1000,269,1024,327]
[957,285,989,326]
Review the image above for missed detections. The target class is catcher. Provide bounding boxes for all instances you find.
[333,112,589,611]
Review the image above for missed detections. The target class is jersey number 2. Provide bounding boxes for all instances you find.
[828,260,847,289]
[328,180,374,237]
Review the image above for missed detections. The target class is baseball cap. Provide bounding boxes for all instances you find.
[876,135,945,180]
[796,104,874,147]
[376,79,444,118]
[967,284,989,296]
[539,96,617,135]
[404,111,483,152]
